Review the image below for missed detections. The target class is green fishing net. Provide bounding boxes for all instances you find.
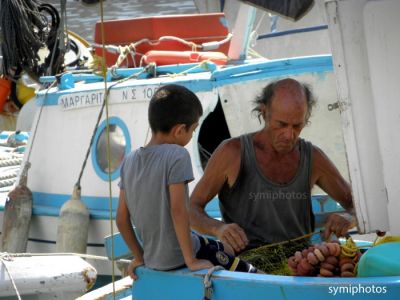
[239,232,319,275]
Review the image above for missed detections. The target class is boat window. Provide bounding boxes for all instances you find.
[92,117,131,181]
[96,124,126,173]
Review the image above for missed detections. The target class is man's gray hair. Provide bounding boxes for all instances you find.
[252,79,316,124]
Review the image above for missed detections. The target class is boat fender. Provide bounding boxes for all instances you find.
[0,162,32,252]
[56,184,89,254]
[143,50,228,66]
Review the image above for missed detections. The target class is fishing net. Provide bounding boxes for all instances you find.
[0,0,62,79]
[239,231,319,275]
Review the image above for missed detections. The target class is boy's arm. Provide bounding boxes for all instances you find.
[116,190,144,279]
[169,183,213,271]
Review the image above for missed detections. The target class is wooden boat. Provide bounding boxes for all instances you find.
[2,1,400,299]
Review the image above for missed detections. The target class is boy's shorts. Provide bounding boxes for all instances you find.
[191,233,233,267]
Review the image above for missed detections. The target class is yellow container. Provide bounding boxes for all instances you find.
[16,80,36,105]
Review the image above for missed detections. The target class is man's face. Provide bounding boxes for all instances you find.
[264,90,307,154]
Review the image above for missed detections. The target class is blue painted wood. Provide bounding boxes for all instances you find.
[132,267,400,300]
[105,229,138,260]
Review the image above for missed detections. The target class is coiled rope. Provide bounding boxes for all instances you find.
[0,158,22,167]
[0,178,17,188]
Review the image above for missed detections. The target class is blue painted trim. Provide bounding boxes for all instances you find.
[31,192,118,219]
[257,25,328,40]
[91,117,131,182]
[105,228,142,260]
[59,73,75,90]
[211,55,333,86]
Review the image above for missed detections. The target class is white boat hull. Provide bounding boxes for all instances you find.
[0,254,96,299]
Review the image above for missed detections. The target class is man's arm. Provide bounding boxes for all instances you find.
[169,183,212,271]
[312,146,357,238]
[190,139,248,252]
[116,190,144,279]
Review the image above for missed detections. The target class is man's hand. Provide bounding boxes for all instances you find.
[186,258,213,272]
[216,223,248,253]
[127,258,144,280]
[323,212,356,239]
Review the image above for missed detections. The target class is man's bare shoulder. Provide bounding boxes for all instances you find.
[311,144,330,164]
[204,137,241,174]
[311,144,341,181]
[214,137,241,159]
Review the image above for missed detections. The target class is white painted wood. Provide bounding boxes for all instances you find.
[363,0,400,235]
[0,254,97,298]
[228,3,257,60]
[325,0,395,233]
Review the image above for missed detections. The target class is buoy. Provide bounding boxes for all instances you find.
[56,184,90,254]
[1,162,32,252]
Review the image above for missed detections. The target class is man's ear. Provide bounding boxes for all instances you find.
[260,104,268,120]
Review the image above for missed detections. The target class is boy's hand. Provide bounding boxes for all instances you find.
[186,258,213,272]
[127,258,144,280]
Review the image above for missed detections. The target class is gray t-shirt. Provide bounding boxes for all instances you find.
[119,144,194,270]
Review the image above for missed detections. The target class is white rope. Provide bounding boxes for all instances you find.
[0,178,16,188]
[0,253,22,300]
[203,266,224,300]
[0,158,22,167]
[0,171,17,181]
[166,60,212,79]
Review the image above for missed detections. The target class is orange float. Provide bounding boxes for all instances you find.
[143,50,228,66]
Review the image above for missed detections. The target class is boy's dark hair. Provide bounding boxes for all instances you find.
[148,84,203,133]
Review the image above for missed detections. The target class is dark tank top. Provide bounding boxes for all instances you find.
[219,133,314,249]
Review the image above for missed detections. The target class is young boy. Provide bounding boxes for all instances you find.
[116,84,257,279]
